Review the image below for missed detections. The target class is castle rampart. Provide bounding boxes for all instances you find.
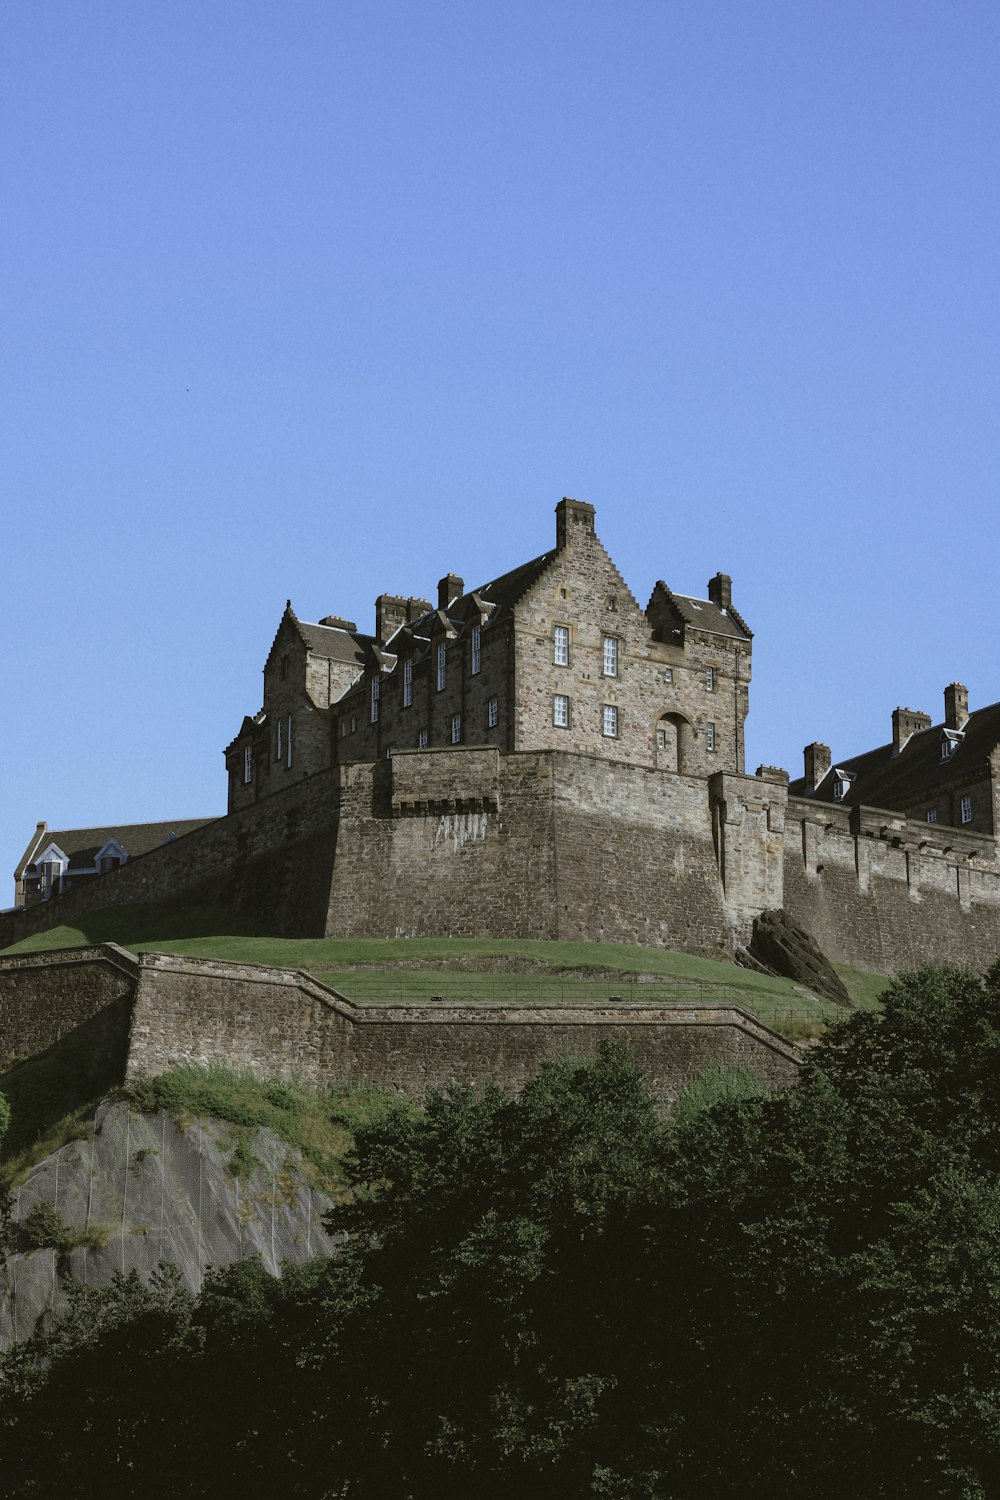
[5,750,1000,975]
[0,947,802,1110]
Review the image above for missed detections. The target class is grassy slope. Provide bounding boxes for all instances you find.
[0,901,888,1035]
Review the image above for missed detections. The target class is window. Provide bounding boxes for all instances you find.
[437,642,446,691]
[553,694,569,728]
[832,770,855,802]
[941,730,963,760]
[281,656,289,681]
[276,717,283,760]
[99,855,120,874]
[386,745,393,759]
[371,676,380,723]
[927,808,938,823]
[351,714,357,734]
[471,625,481,675]
[706,667,715,692]
[451,714,462,744]
[664,668,673,685]
[243,745,253,783]
[488,697,498,728]
[554,625,569,666]
[961,794,973,824]
[603,636,618,677]
[403,659,413,707]
[602,704,618,737]
[286,714,293,768]
[657,728,666,751]
[418,728,428,748]
[707,721,716,752]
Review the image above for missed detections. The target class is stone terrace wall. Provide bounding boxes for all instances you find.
[0,944,138,1067]
[783,797,1000,972]
[127,953,798,1107]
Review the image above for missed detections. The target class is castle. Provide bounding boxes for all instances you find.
[6,498,1000,982]
[223,497,752,812]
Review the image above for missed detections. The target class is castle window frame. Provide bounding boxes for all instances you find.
[403,658,413,707]
[961,794,973,824]
[471,624,481,675]
[706,666,715,693]
[276,717,283,760]
[371,676,380,724]
[437,643,447,692]
[927,808,938,823]
[941,730,963,760]
[418,728,428,749]
[664,667,673,685]
[243,745,253,784]
[281,656,289,681]
[553,693,569,728]
[602,704,618,738]
[488,697,498,728]
[554,625,569,667]
[657,727,666,751]
[602,635,619,678]
[451,714,462,744]
[707,721,716,753]
[351,714,357,735]
[286,714,293,768]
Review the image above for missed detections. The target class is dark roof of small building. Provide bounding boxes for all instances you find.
[788,701,1000,810]
[670,594,751,642]
[295,619,374,665]
[24,818,218,873]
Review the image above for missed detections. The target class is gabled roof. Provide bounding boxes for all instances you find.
[20,818,218,875]
[267,603,373,671]
[668,593,751,642]
[789,701,1000,810]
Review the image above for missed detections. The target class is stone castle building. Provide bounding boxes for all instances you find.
[224,498,753,813]
[7,497,1000,988]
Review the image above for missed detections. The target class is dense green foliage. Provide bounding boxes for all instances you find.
[3,964,1000,1497]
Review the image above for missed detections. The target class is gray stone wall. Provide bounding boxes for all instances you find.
[0,945,138,1067]
[123,953,800,1109]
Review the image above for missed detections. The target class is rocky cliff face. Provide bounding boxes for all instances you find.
[2,1099,339,1346]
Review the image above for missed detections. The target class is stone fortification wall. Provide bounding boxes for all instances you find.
[0,944,137,1067]
[549,754,731,950]
[0,771,342,952]
[782,796,1000,972]
[0,949,800,1111]
[126,953,799,1108]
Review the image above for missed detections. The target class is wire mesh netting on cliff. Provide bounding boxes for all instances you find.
[2,1100,339,1346]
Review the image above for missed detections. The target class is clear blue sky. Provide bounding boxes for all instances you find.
[3,1,998,894]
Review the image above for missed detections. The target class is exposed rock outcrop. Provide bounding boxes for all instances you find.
[741,908,853,1008]
[2,1098,339,1346]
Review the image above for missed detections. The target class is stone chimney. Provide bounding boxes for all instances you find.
[555,497,596,550]
[892,707,932,754]
[944,682,969,731]
[803,742,831,790]
[376,594,410,643]
[437,574,464,611]
[707,572,732,610]
[319,615,357,631]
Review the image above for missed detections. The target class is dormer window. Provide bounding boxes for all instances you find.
[941,729,964,760]
[832,769,855,802]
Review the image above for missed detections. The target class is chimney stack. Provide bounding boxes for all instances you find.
[944,682,969,731]
[707,572,732,611]
[892,707,932,754]
[437,574,464,611]
[803,742,831,790]
[555,497,596,550]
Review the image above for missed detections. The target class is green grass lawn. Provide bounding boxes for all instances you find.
[0,900,889,1041]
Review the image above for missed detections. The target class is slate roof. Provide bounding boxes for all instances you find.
[295,619,373,665]
[22,818,218,874]
[788,701,1000,810]
[669,594,751,642]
